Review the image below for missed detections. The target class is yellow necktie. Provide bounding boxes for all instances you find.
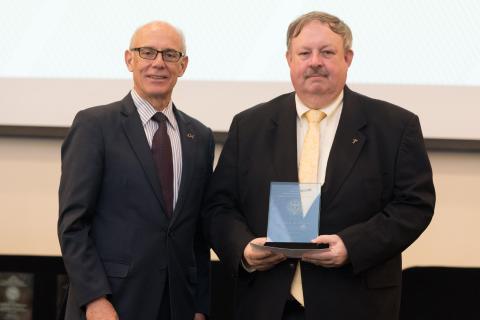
[291,109,326,306]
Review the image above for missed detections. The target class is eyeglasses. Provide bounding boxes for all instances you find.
[130,47,185,62]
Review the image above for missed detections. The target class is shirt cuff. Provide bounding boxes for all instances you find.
[241,257,256,273]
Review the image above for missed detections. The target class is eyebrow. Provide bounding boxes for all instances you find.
[296,44,335,51]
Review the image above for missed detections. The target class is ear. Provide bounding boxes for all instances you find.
[125,50,134,72]
[177,56,189,77]
[344,49,354,67]
[285,50,293,68]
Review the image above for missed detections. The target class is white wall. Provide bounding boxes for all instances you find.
[0,137,479,268]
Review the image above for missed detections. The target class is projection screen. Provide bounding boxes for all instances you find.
[1,0,479,144]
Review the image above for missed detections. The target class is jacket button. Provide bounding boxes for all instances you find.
[289,263,295,269]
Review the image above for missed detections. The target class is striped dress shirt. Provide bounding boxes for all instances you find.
[131,89,182,210]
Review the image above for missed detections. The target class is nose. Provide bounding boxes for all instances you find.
[151,53,166,68]
[309,51,323,67]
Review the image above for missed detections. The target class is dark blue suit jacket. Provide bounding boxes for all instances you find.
[58,93,214,319]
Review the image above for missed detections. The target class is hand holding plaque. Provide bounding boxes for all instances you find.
[250,182,329,258]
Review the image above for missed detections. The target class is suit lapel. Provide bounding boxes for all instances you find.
[323,87,367,206]
[170,106,194,226]
[271,93,298,182]
[120,94,167,212]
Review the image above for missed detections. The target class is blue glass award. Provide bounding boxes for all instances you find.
[265,182,326,249]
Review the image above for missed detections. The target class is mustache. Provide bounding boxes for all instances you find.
[304,67,329,78]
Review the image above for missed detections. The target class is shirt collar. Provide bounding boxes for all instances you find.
[131,89,178,130]
[295,90,344,120]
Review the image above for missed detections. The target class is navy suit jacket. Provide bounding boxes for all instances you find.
[58,93,214,320]
[204,87,435,320]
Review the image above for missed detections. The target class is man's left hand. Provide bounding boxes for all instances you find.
[194,313,206,320]
[301,234,348,268]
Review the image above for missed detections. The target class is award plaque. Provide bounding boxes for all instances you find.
[265,182,328,250]
[0,272,34,320]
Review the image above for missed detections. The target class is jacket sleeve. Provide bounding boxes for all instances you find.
[194,129,215,315]
[203,116,256,276]
[339,114,435,274]
[58,110,111,308]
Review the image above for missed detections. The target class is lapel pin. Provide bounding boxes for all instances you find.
[187,133,195,139]
[352,138,359,144]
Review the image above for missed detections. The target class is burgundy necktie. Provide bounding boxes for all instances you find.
[151,112,173,217]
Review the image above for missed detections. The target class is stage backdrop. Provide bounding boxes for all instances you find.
[1,0,480,141]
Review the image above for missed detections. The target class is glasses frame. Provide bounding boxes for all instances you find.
[130,47,185,62]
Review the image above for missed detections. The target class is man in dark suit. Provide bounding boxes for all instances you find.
[204,11,435,320]
[58,21,213,320]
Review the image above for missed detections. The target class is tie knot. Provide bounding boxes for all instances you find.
[152,112,168,124]
[304,110,326,123]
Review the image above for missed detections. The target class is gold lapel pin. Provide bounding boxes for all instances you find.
[352,138,358,144]
[187,133,195,139]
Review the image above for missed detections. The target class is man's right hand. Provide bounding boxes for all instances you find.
[243,237,286,271]
[86,297,118,320]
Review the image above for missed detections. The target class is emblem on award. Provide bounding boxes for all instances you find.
[287,199,302,216]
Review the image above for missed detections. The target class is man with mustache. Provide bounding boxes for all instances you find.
[58,21,213,320]
[204,11,435,320]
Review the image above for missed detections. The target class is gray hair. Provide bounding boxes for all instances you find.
[286,11,352,52]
